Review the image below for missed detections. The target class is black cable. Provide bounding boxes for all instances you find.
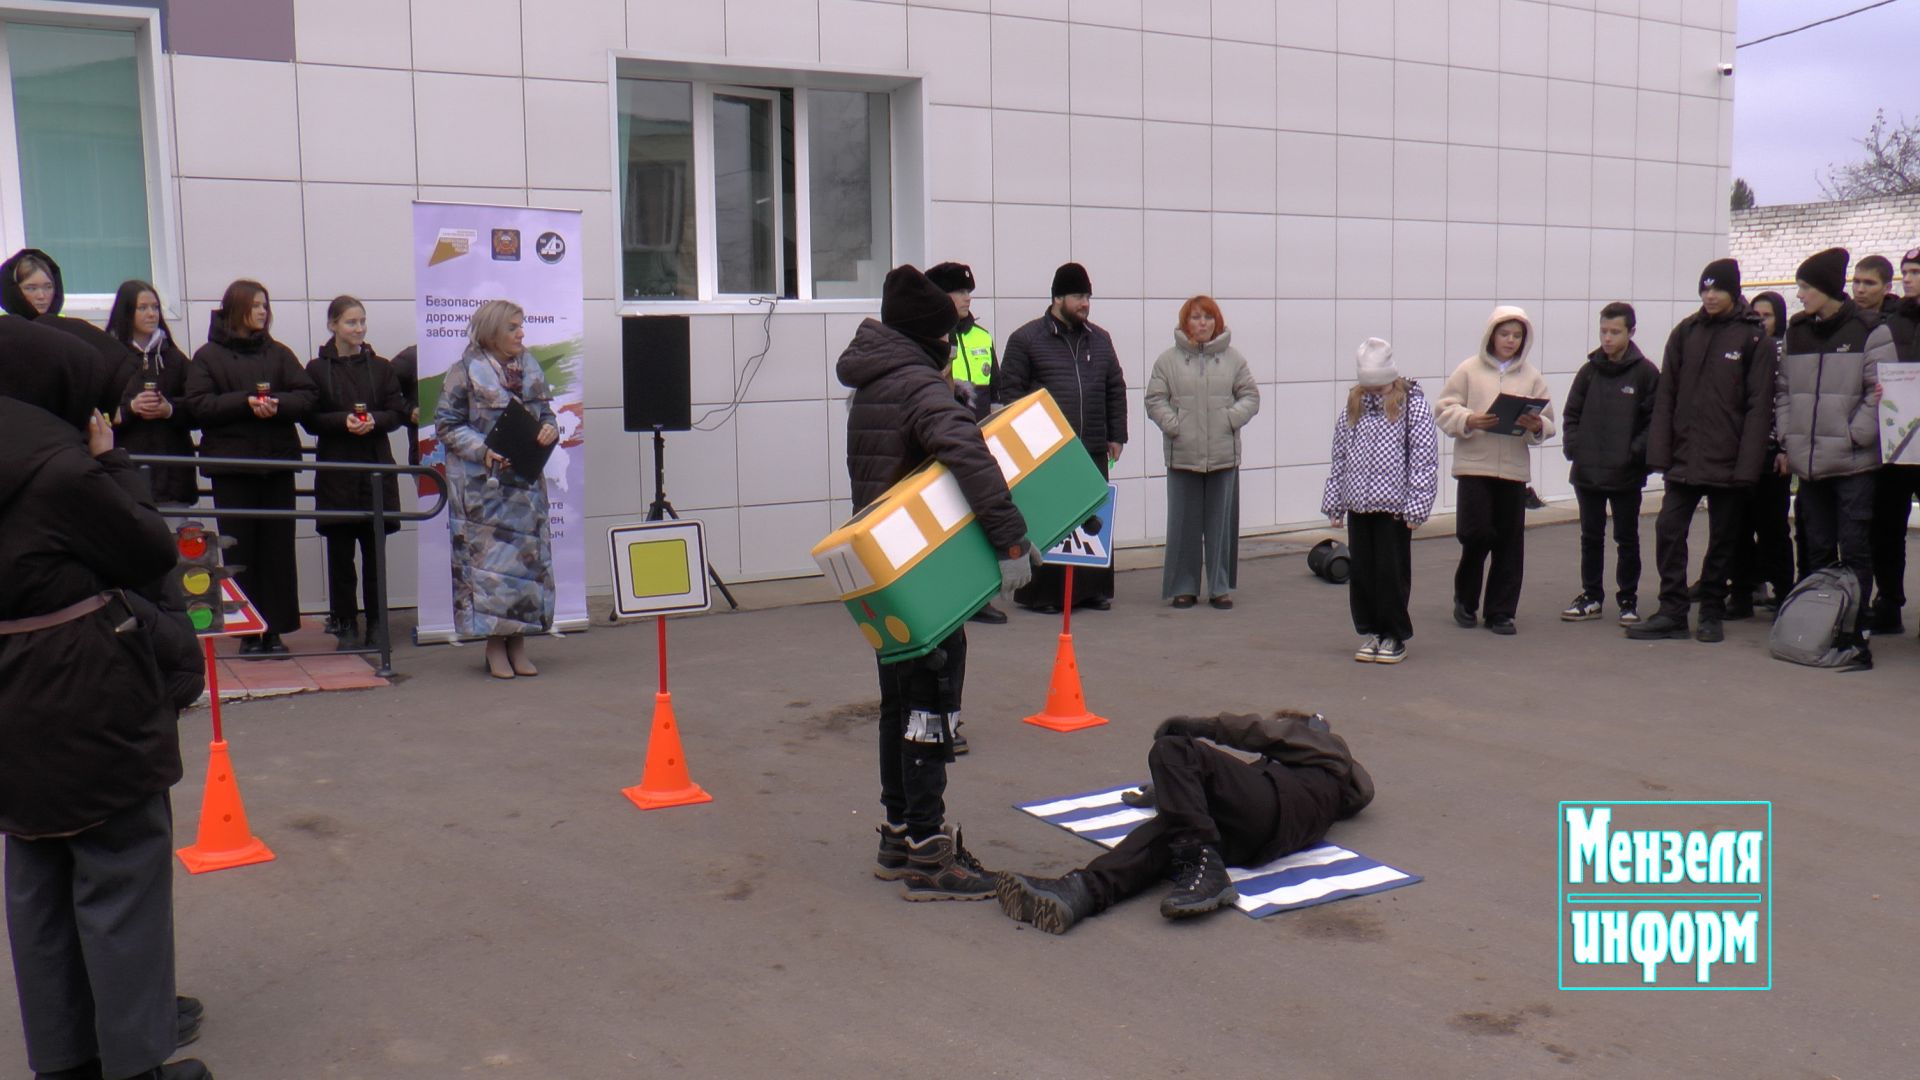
[1736,0,1904,48]
[692,294,779,431]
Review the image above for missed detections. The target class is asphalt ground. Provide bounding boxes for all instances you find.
[4,516,1915,1079]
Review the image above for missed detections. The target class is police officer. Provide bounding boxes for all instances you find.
[927,261,1008,625]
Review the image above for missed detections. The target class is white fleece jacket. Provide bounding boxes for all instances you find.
[1434,305,1557,483]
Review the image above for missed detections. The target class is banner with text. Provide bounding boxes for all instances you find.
[412,201,588,641]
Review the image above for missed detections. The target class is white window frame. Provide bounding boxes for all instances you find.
[609,53,927,316]
[705,84,788,300]
[0,1,181,323]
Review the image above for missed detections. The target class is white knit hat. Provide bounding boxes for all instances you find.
[1356,337,1397,387]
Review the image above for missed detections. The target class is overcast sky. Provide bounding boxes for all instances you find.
[1731,0,1920,206]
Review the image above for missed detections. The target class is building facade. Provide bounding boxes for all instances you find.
[0,0,1738,603]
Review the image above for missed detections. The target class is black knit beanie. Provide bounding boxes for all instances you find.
[925,261,975,294]
[881,264,958,344]
[1902,246,1920,271]
[1796,247,1850,302]
[1699,258,1740,298]
[1050,262,1093,298]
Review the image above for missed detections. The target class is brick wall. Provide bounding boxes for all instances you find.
[1731,192,1920,290]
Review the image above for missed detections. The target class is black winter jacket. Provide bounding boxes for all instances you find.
[1648,301,1776,488]
[185,313,318,475]
[391,345,422,465]
[995,310,1128,454]
[1886,297,1920,361]
[836,319,1027,553]
[115,330,199,504]
[0,398,188,837]
[0,248,137,415]
[1562,342,1659,491]
[1152,711,1371,864]
[305,339,406,533]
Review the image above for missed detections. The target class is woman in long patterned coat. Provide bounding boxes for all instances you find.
[435,299,558,679]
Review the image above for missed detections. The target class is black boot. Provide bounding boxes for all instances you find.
[177,994,204,1048]
[873,822,909,881]
[996,870,1097,934]
[899,827,996,901]
[35,1061,103,1080]
[1695,613,1725,643]
[1161,844,1236,919]
[1625,612,1690,640]
[1723,593,1755,621]
[119,1063,213,1080]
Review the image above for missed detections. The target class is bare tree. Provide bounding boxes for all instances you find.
[1819,110,1920,201]
[1730,177,1756,211]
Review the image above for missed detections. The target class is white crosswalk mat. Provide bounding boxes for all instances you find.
[1015,782,1422,918]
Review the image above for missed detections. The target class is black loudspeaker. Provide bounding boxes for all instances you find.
[622,315,693,432]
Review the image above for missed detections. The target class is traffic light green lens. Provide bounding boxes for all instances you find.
[187,605,213,630]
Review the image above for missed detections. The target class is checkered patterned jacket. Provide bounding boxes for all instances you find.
[1321,382,1440,528]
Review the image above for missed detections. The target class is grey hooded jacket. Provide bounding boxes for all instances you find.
[1774,300,1893,480]
[1145,329,1260,472]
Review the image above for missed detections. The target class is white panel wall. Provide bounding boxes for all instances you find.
[157,0,1735,601]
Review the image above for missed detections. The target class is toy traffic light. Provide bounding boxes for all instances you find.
[167,521,233,634]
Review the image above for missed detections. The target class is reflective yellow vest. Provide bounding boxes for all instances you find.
[950,323,993,386]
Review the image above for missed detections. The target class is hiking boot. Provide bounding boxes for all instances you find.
[1724,594,1755,621]
[996,870,1096,934]
[1353,635,1379,662]
[1695,615,1725,643]
[1373,637,1406,664]
[1161,844,1237,919]
[900,827,997,901]
[1453,601,1477,628]
[1626,612,1690,640]
[873,822,910,881]
[1616,599,1641,625]
[1485,616,1516,636]
[1561,594,1603,621]
[323,614,354,638]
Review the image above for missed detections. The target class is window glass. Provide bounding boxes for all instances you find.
[617,78,697,299]
[808,91,890,300]
[713,90,779,295]
[8,24,150,293]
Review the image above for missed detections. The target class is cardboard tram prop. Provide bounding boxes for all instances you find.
[812,389,1109,663]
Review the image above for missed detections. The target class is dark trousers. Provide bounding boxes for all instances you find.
[211,470,301,634]
[876,629,966,839]
[1453,476,1526,621]
[1798,473,1875,608]
[1730,468,1796,600]
[1162,468,1239,600]
[1653,481,1745,619]
[1869,466,1920,611]
[1574,486,1643,605]
[1080,736,1335,911]
[5,794,177,1079]
[324,524,381,626]
[1347,512,1413,642]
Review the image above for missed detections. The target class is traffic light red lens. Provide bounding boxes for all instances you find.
[186,603,214,631]
[177,529,207,560]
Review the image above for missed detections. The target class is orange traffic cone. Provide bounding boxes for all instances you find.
[177,740,276,874]
[623,692,713,810]
[1024,633,1109,732]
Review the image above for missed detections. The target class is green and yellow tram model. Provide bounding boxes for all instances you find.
[813,389,1109,663]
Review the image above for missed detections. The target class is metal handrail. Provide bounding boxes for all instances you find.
[127,453,448,678]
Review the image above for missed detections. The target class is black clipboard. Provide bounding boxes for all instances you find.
[484,399,554,482]
[1487,393,1549,437]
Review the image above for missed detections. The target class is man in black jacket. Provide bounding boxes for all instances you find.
[1852,255,1900,317]
[1867,248,1920,632]
[837,265,1034,901]
[995,710,1372,934]
[995,262,1127,612]
[1630,259,1777,645]
[1560,302,1660,625]
[0,318,214,1080]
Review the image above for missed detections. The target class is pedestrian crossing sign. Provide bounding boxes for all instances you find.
[1042,483,1117,568]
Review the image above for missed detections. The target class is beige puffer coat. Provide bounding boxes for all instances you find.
[1435,306,1557,482]
[1145,329,1260,472]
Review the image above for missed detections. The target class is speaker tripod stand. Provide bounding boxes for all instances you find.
[640,427,737,612]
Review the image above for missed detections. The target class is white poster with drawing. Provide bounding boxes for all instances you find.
[1879,365,1920,465]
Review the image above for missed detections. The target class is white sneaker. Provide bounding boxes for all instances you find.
[1373,637,1406,664]
[1354,635,1379,662]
